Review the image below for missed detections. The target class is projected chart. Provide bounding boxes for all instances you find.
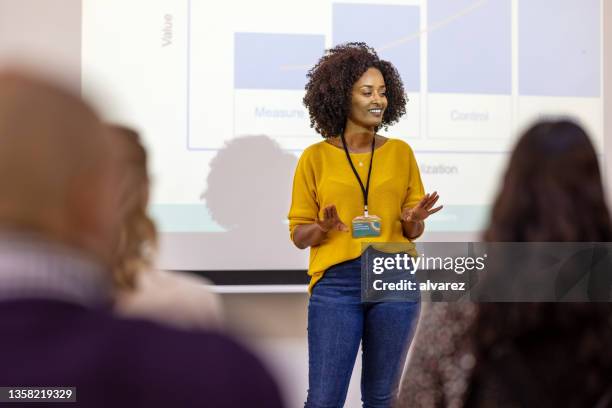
[82,0,604,235]
[187,0,602,151]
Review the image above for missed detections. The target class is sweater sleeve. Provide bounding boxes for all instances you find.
[288,150,319,242]
[402,144,426,210]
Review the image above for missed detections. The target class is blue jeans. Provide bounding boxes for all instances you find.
[305,257,420,408]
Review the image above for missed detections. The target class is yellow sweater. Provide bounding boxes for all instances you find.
[288,138,425,293]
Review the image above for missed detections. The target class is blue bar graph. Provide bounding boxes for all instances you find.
[234,33,325,90]
[333,3,421,92]
[428,0,511,94]
[519,0,600,97]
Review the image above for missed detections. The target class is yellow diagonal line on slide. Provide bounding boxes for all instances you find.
[278,0,489,71]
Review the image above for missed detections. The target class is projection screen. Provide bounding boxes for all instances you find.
[1,0,611,281]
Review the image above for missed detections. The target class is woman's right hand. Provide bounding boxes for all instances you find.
[292,205,348,249]
[316,205,349,233]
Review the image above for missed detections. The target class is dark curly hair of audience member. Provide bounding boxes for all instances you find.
[468,120,612,407]
[303,42,407,138]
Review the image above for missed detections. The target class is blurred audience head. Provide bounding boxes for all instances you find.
[107,125,157,290]
[485,119,611,241]
[0,69,122,264]
[474,120,612,406]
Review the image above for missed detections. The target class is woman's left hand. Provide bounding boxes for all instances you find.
[402,192,443,223]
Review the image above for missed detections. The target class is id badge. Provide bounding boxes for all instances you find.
[352,214,382,238]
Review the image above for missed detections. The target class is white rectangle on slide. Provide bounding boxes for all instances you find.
[428,93,512,141]
[517,96,603,153]
[234,89,318,151]
[419,152,509,206]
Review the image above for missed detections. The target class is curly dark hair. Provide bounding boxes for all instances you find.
[303,42,407,138]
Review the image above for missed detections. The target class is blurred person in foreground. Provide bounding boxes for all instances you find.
[396,120,612,408]
[0,70,283,408]
[109,125,223,330]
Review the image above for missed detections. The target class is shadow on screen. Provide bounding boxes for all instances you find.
[198,135,300,270]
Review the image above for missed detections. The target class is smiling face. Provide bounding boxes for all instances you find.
[347,67,387,131]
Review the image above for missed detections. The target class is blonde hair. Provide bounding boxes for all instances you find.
[109,125,158,290]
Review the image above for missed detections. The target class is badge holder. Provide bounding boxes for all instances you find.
[352,208,381,238]
[352,214,381,238]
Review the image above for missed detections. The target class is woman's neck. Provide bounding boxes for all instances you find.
[342,121,375,151]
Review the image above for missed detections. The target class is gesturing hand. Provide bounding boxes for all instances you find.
[316,204,349,233]
[402,192,443,223]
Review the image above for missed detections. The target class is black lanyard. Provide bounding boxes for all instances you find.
[340,132,376,216]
